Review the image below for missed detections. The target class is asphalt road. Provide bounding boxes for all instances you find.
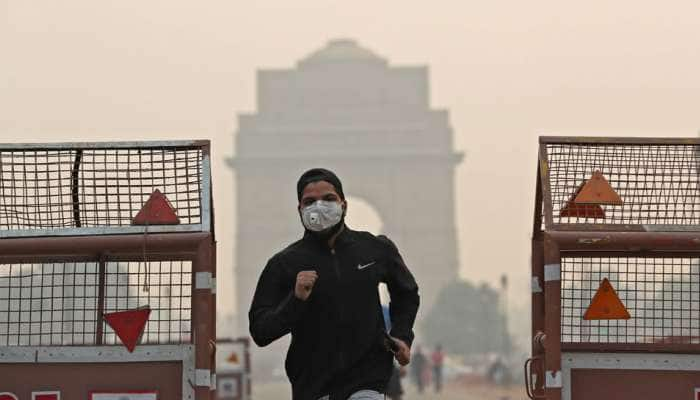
[252,380,523,400]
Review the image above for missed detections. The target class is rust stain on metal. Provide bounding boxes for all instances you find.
[577,237,611,245]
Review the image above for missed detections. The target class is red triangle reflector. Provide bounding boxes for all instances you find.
[583,278,631,320]
[132,189,180,225]
[574,171,623,205]
[560,202,605,218]
[560,181,605,218]
[104,307,151,352]
[227,352,240,364]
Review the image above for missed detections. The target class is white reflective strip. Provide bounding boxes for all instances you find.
[0,347,35,362]
[545,370,562,388]
[643,224,700,232]
[201,154,212,233]
[210,373,217,390]
[532,277,543,293]
[0,224,204,238]
[195,369,211,386]
[562,352,700,371]
[544,263,561,282]
[0,344,191,363]
[195,272,212,290]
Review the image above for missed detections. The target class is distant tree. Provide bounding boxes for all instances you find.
[421,280,511,357]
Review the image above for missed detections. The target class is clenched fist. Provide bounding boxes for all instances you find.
[388,335,411,366]
[295,270,318,301]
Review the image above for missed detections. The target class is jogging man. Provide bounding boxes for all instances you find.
[249,168,420,400]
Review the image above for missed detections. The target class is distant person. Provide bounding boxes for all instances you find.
[487,357,510,385]
[411,345,428,394]
[431,344,445,393]
[249,168,420,400]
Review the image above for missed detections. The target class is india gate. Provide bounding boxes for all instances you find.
[231,39,463,335]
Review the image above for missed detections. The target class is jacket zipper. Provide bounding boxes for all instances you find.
[330,247,346,391]
[330,247,341,280]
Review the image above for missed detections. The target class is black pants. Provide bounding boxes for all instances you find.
[433,366,443,392]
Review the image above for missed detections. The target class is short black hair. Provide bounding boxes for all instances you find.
[297,168,345,201]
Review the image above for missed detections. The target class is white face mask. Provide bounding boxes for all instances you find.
[301,200,344,232]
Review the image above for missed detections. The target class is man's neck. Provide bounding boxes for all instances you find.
[327,224,345,249]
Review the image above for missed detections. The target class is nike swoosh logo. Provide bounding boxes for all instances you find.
[357,261,376,270]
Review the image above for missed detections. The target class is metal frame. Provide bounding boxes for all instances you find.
[539,136,700,232]
[0,233,215,399]
[529,136,700,400]
[1,344,195,399]
[0,140,211,238]
[561,352,700,400]
[0,140,216,400]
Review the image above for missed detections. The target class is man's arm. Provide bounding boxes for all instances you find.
[378,235,420,347]
[248,256,308,347]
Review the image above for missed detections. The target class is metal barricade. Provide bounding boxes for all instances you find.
[529,137,700,400]
[0,141,216,400]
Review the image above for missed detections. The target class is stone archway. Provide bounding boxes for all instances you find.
[231,39,463,335]
[344,195,384,234]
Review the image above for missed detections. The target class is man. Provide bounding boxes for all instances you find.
[431,344,445,393]
[410,345,427,394]
[249,168,420,400]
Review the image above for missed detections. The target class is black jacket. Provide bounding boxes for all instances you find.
[249,226,420,400]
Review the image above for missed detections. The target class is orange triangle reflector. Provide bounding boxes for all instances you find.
[104,307,151,352]
[560,202,605,218]
[560,181,605,218]
[227,353,240,364]
[132,189,180,225]
[574,171,623,205]
[583,278,631,320]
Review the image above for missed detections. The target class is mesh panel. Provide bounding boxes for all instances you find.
[0,261,192,346]
[102,261,192,345]
[546,143,700,226]
[0,262,99,345]
[561,257,700,344]
[0,146,203,230]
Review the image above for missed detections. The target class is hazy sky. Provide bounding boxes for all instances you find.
[2,1,700,318]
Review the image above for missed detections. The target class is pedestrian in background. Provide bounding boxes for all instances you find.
[411,345,427,394]
[431,344,445,393]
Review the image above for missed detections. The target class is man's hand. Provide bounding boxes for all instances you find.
[294,270,318,301]
[386,334,411,366]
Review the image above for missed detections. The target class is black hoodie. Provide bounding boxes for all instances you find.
[249,226,420,400]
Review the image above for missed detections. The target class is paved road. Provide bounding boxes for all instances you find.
[253,380,523,400]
